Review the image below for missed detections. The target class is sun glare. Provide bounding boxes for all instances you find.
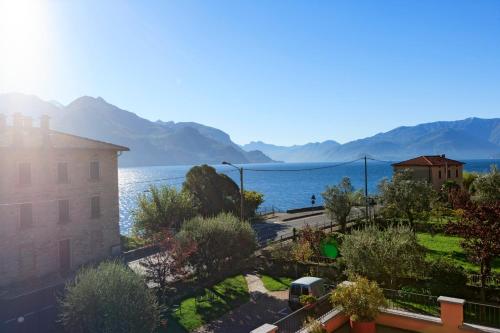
[0,0,51,91]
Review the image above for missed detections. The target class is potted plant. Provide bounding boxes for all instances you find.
[299,294,318,309]
[330,276,387,333]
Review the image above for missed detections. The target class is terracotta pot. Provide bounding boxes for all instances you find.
[350,319,375,333]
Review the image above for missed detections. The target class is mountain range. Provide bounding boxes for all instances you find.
[243,118,500,162]
[1,93,499,166]
[0,93,274,166]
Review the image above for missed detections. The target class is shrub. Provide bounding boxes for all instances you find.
[133,185,196,238]
[340,224,426,288]
[299,294,318,306]
[243,190,264,218]
[427,257,467,298]
[330,276,387,322]
[59,261,161,333]
[178,213,257,279]
[304,318,326,333]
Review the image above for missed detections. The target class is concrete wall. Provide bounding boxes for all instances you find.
[0,147,121,288]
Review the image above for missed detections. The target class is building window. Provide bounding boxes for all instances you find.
[447,169,451,178]
[19,163,31,185]
[20,203,33,228]
[57,162,69,184]
[456,169,459,178]
[19,244,36,276]
[90,161,100,181]
[91,196,101,219]
[438,170,442,179]
[58,200,70,223]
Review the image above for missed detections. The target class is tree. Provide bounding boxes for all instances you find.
[322,177,363,233]
[140,231,197,294]
[472,165,500,204]
[133,185,197,238]
[60,261,161,333]
[243,190,265,219]
[177,213,257,279]
[378,169,436,227]
[340,224,426,288]
[183,164,240,217]
[462,171,478,193]
[446,201,500,300]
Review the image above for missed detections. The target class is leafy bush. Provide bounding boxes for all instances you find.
[304,318,326,333]
[331,276,387,322]
[322,177,363,233]
[340,224,426,288]
[292,239,314,262]
[178,213,257,279]
[427,257,467,298]
[473,165,500,203]
[60,261,161,333]
[133,185,196,238]
[300,294,317,306]
[243,190,264,218]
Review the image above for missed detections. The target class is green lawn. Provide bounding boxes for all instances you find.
[260,275,293,291]
[417,233,500,274]
[168,275,250,332]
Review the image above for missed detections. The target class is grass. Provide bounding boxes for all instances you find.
[168,275,249,332]
[260,275,293,291]
[417,232,500,274]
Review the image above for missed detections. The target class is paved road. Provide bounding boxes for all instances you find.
[252,207,365,245]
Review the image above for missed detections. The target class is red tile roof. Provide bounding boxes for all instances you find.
[392,155,464,167]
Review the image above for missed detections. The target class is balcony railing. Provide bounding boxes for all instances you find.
[273,294,333,333]
[383,289,440,317]
[464,301,500,328]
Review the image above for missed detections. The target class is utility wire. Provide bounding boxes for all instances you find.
[243,158,363,172]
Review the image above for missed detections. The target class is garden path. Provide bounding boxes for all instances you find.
[193,274,289,333]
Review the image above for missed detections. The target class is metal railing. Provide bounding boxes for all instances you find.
[273,294,333,333]
[467,275,500,289]
[383,289,440,317]
[464,301,500,328]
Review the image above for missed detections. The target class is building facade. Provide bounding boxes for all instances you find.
[0,113,128,289]
[392,155,464,190]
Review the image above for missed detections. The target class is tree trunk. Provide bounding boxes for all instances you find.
[480,261,486,302]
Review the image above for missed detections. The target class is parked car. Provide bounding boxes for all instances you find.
[288,277,327,310]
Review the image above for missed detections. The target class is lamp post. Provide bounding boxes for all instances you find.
[222,161,244,222]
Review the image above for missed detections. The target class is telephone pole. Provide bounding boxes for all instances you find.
[364,155,369,221]
[222,161,244,222]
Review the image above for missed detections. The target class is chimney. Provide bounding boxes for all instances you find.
[13,113,23,129]
[12,113,23,146]
[23,116,33,129]
[40,114,50,131]
[0,113,5,132]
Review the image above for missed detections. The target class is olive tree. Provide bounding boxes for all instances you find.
[177,213,257,279]
[133,185,197,238]
[60,261,161,333]
[340,224,426,288]
[378,169,436,227]
[322,177,363,233]
[472,165,500,204]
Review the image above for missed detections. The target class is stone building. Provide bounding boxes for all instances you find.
[392,155,464,190]
[0,113,129,289]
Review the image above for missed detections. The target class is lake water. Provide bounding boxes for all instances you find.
[118,159,499,234]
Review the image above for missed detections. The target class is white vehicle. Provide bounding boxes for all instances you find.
[288,277,327,310]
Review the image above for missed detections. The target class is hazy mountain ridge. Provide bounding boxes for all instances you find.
[243,118,500,162]
[0,93,275,166]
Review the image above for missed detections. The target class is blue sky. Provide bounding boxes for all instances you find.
[1,0,499,145]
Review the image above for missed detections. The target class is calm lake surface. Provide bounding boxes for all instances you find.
[119,159,499,234]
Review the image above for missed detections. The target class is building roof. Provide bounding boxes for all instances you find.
[0,127,129,151]
[392,155,464,167]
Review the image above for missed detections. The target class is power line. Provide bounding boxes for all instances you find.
[243,158,363,172]
[366,157,394,164]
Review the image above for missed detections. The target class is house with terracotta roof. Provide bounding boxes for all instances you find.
[0,113,129,290]
[392,155,464,190]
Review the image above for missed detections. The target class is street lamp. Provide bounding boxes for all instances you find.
[222,161,244,222]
